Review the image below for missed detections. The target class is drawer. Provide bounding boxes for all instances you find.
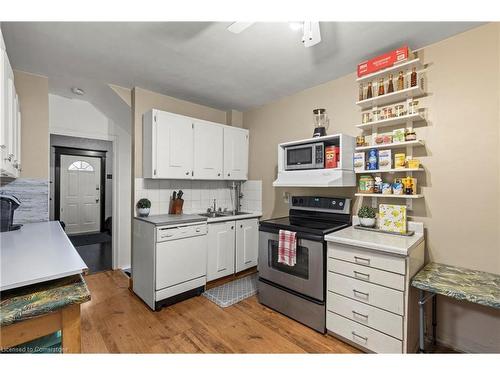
[327,272,404,315]
[328,242,406,275]
[328,258,405,291]
[327,292,403,340]
[327,311,402,353]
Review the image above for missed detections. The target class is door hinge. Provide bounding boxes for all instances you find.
[192,123,194,129]
[154,169,157,176]
[154,115,157,123]
[191,171,194,176]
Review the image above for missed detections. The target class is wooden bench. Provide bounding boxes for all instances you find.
[0,274,91,353]
[411,262,500,353]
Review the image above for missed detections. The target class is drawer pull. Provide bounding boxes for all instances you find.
[351,331,368,343]
[353,270,370,280]
[352,310,369,320]
[353,289,369,299]
[354,256,370,265]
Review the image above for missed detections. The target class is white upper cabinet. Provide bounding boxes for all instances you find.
[223,126,249,180]
[143,109,249,181]
[193,120,223,180]
[143,110,194,179]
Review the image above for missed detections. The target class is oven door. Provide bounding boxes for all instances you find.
[284,144,315,170]
[258,228,324,301]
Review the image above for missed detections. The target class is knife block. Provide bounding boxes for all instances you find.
[169,198,184,215]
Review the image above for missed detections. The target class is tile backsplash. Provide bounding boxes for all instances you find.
[134,179,262,216]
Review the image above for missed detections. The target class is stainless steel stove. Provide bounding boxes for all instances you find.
[257,196,351,333]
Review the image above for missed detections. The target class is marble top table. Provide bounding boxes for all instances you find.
[411,262,500,309]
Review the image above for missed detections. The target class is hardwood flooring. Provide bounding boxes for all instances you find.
[81,270,360,353]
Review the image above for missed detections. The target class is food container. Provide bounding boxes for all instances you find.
[394,153,406,169]
[392,128,406,143]
[359,175,375,193]
[409,100,419,114]
[362,113,371,123]
[407,159,420,169]
[378,149,392,170]
[392,179,404,195]
[372,110,381,121]
[405,130,417,141]
[395,104,405,117]
[375,134,392,144]
[367,148,378,170]
[353,152,365,172]
[382,183,392,194]
[374,177,383,194]
[356,136,366,147]
[325,146,339,169]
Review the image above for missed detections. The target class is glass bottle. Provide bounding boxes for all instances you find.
[410,67,417,87]
[366,82,373,99]
[397,71,405,91]
[387,74,394,93]
[378,78,385,96]
[359,84,364,101]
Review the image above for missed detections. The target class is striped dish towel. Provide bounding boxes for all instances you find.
[278,229,297,266]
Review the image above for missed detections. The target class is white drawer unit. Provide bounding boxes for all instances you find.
[326,229,425,353]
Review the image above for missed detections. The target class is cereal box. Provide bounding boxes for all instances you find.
[353,152,365,172]
[378,149,392,170]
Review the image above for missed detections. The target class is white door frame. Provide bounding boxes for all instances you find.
[50,129,120,270]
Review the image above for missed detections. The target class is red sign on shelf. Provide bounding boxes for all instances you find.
[357,46,409,78]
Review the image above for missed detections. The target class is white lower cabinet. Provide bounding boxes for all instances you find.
[326,241,425,353]
[207,218,259,282]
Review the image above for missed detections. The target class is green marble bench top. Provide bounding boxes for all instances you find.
[0,274,91,327]
[411,263,500,309]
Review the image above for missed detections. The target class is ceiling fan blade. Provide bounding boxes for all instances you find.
[227,22,254,34]
[302,21,321,48]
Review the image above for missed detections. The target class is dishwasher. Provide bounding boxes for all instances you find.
[132,218,208,311]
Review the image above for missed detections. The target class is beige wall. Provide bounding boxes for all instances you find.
[243,23,500,352]
[132,87,227,178]
[14,70,49,179]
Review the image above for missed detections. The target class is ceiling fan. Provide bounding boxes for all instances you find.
[227,22,322,48]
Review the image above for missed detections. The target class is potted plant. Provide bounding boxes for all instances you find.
[358,206,376,228]
[137,198,151,217]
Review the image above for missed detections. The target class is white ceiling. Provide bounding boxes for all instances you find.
[2,22,482,111]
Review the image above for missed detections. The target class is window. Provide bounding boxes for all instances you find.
[68,160,94,172]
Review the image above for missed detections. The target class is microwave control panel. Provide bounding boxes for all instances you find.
[315,144,324,164]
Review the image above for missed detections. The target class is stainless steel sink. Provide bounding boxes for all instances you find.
[219,211,252,216]
[198,212,225,218]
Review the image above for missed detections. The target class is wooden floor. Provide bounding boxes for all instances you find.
[81,270,360,353]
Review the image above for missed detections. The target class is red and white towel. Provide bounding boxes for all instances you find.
[278,229,297,267]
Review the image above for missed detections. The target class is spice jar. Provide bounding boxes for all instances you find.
[387,74,394,93]
[395,104,405,117]
[405,130,417,141]
[362,113,371,124]
[397,71,405,91]
[372,109,381,121]
[366,82,373,99]
[378,78,385,96]
[410,67,417,87]
[359,84,364,101]
[409,100,419,114]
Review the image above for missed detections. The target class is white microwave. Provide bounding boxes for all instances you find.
[284,142,324,170]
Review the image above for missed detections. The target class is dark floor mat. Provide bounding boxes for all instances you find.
[69,232,112,247]
[75,241,112,274]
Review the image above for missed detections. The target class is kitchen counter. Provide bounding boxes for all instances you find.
[206,212,261,223]
[135,213,208,226]
[325,221,424,256]
[0,221,88,291]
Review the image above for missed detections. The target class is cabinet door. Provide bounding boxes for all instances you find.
[0,50,6,174]
[193,120,223,180]
[207,221,236,282]
[223,127,248,180]
[155,110,193,179]
[235,218,259,273]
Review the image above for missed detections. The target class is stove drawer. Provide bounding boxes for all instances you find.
[327,311,402,353]
[327,272,404,315]
[328,242,406,275]
[327,292,403,340]
[328,258,405,291]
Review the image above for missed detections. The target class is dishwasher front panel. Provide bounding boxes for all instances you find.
[155,233,208,291]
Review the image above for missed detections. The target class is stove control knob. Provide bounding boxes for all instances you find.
[332,200,336,206]
[339,202,344,207]
[292,198,298,205]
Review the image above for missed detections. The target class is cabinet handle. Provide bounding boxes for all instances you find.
[351,331,368,343]
[185,171,190,175]
[228,173,231,176]
[353,270,370,280]
[353,289,369,299]
[352,310,369,320]
[354,256,370,265]
[218,173,221,176]
[231,226,234,230]
[240,225,243,228]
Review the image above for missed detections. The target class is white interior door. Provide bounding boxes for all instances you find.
[60,155,101,235]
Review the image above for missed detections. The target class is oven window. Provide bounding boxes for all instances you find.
[269,240,309,279]
[287,147,312,166]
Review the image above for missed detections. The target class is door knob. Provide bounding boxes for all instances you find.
[227,173,231,176]
[95,199,100,203]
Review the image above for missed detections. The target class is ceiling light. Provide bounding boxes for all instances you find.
[71,87,85,96]
[289,22,303,31]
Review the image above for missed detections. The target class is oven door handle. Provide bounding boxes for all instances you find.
[258,227,324,242]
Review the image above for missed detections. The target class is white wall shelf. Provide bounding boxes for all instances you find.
[356,85,425,109]
[355,193,423,199]
[355,140,425,151]
[356,58,424,83]
[355,168,424,174]
[355,113,425,131]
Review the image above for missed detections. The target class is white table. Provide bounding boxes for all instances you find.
[0,221,88,291]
